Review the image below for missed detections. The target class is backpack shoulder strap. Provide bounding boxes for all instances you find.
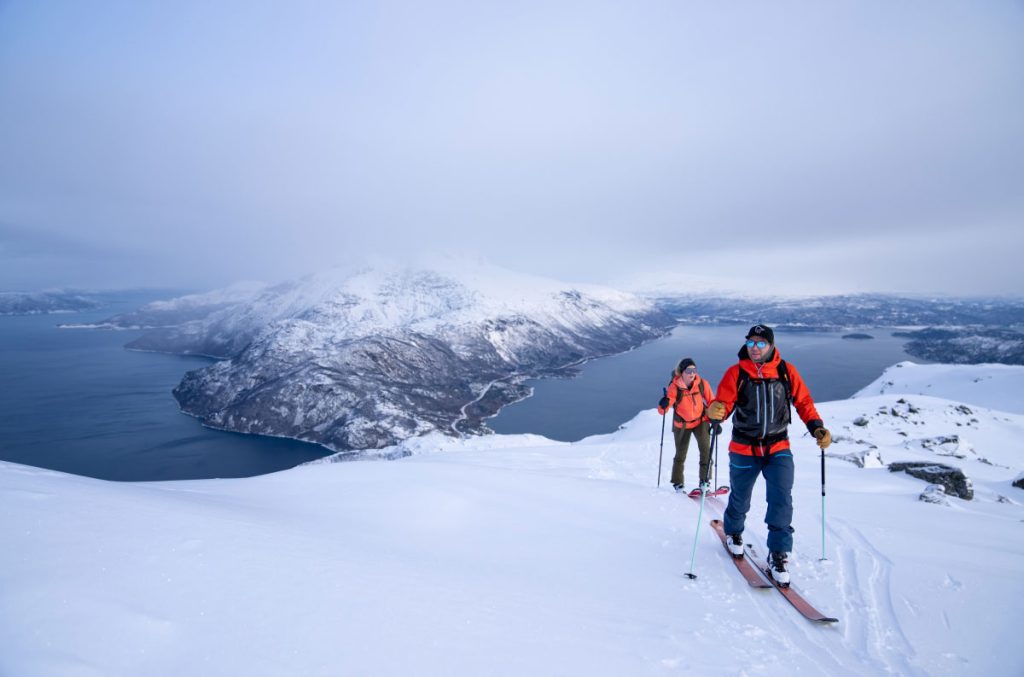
[699,378,712,406]
[735,368,750,406]
[777,359,792,403]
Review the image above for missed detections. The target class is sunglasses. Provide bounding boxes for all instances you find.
[683,367,697,374]
[746,340,769,349]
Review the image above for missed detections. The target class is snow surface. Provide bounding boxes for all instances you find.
[855,360,1024,413]
[2,363,1023,676]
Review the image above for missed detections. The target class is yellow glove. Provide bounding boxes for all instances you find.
[707,401,726,421]
[814,428,832,449]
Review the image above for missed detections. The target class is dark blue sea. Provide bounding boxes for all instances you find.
[0,292,332,481]
[0,297,925,480]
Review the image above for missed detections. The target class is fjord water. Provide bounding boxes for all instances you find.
[488,324,927,441]
[0,293,331,481]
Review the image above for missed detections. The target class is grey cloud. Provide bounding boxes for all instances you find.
[0,1,1022,294]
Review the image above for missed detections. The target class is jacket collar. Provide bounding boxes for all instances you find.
[737,344,782,379]
[674,373,704,391]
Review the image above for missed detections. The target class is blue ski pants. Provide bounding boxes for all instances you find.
[723,450,795,553]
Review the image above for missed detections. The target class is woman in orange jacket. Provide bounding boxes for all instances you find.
[657,357,713,491]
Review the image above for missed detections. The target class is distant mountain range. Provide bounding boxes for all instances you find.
[653,293,1024,328]
[0,290,103,315]
[653,293,1024,365]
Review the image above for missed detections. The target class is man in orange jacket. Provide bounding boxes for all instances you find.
[706,325,832,586]
[657,357,713,492]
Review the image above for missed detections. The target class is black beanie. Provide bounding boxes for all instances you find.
[677,358,696,373]
[746,324,775,344]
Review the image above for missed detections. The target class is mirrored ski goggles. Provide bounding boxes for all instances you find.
[683,367,697,374]
[745,340,769,349]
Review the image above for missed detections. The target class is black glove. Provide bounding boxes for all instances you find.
[658,396,670,409]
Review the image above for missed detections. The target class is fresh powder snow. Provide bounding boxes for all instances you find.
[1,363,1022,676]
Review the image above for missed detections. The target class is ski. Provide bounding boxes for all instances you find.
[709,519,772,588]
[745,543,839,624]
[688,486,729,498]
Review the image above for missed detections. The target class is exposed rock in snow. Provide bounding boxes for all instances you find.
[919,483,951,505]
[831,448,884,468]
[889,462,974,500]
[918,434,974,459]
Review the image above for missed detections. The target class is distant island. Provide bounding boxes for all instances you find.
[842,333,874,340]
[894,327,1024,365]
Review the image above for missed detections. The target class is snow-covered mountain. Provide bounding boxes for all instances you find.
[126,263,675,452]
[0,289,102,315]
[2,362,1021,676]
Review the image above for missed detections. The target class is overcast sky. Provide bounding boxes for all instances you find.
[1,1,1022,296]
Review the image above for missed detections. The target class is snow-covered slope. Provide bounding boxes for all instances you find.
[855,360,1024,413]
[2,363,1022,677]
[145,263,673,452]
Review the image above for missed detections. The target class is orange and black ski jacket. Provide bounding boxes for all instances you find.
[711,346,824,456]
[660,374,713,430]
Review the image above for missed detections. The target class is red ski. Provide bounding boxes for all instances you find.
[709,519,772,588]
[745,544,839,624]
[688,486,730,498]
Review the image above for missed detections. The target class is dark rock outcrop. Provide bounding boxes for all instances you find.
[889,462,974,500]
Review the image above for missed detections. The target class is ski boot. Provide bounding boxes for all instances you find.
[768,551,790,587]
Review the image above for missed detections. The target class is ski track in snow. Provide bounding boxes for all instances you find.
[737,538,856,677]
[696,496,929,677]
[831,518,924,676]
[682,498,859,676]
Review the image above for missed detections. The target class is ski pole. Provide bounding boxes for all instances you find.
[709,420,724,492]
[685,483,708,579]
[657,388,667,487]
[820,445,827,561]
[711,422,718,489]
